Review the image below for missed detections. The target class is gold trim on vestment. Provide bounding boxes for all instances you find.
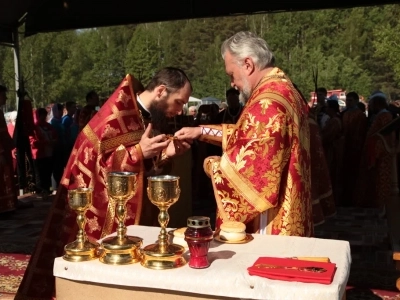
[222,124,228,152]
[82,125,99,151]
[100,131,144,154]
[76,161,92,181]
[215,70,305,229]
[101,198,116,238]
[127,74,144,225]
[219,153,274,213]
[101,75,145,234]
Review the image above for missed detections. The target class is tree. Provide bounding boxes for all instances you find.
[125,24,160,85]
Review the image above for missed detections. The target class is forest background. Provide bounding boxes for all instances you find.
[1,5,400,110]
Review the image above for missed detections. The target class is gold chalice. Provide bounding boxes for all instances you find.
[99,172,143,265]
[63,188,99,262]
[141,175,186,270]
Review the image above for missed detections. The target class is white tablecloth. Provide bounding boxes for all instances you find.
[54,225,351,300]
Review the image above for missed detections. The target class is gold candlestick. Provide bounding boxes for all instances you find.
[63,188,99,262]
[141,175,186,270]
[100,172,143,265]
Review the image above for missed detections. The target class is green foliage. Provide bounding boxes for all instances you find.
[1,5,400,110]
[125,24,160,85]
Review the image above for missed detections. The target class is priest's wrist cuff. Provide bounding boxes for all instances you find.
[201,127,222,137]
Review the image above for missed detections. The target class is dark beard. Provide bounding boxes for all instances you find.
[149,101,169,133]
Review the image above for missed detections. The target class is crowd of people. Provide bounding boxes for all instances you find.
[310,87,397,214]
[0,90,102,203]
[0,31,398,300]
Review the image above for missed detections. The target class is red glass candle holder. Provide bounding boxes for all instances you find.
[184,216,213,269]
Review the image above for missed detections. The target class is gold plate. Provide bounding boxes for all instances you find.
[214,233,254,244]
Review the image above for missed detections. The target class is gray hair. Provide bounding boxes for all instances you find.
[221,31,275,70]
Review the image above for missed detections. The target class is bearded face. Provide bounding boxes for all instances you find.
[149,94,169,132]
[238,75,252,104]
[224,51,254,104]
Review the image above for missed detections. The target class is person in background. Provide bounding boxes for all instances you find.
[321,100,344,205]
[79,90,99,131]
[310,87,328,128]
[355,92,394,210]
[7,111,17,172]
[45,102,55,122]
[30,108,57,198]
[50,103,66,190]
[188,106,197,117]
[69,108,81,145]
[341,91,367,206]
[0,85,18,214]
[357,101,366,115]
[62,101,77,164]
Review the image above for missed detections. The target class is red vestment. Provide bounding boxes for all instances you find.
[15,74,162,300]
[321,116,344,204]
[355,111,394,208]
[203,68,313,236]
[0,109,17,213]
[308,118,336,226]
[342,108,367,205]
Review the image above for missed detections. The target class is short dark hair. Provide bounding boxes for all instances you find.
[226,88,239,97]
[327,100,339,112]
[65,101,76,110]
[316,87,327,95]
[0,85,7,93]
[145,67,192,93]
[346,91,359,102]
[356,101,366,112]
[370,96,387,107]
[86,90,97,102]
[36,108,48,118]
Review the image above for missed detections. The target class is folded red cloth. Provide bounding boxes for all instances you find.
[247,257,336,284]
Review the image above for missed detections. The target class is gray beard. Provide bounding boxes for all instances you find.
[239,88,252,104]
[238,76,252,104]
[239,92,248,104]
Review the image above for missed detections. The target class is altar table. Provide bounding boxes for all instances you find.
[54,225,351,300]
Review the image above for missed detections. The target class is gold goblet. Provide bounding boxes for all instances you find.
[141,175,186,269]
[63,188,99,262]
[100,172,143,265]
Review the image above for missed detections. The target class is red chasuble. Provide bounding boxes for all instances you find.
[203,68,313,237]
[15,74,149,300]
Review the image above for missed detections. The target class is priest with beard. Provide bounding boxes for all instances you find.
[15,67,192,300]
[175,32,312,237]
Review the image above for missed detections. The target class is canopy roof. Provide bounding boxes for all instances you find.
[1,0,400,44]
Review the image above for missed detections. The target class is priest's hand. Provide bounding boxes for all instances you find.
[164,139,191,158]
[139,123,171,159]
[174,127,202,142]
